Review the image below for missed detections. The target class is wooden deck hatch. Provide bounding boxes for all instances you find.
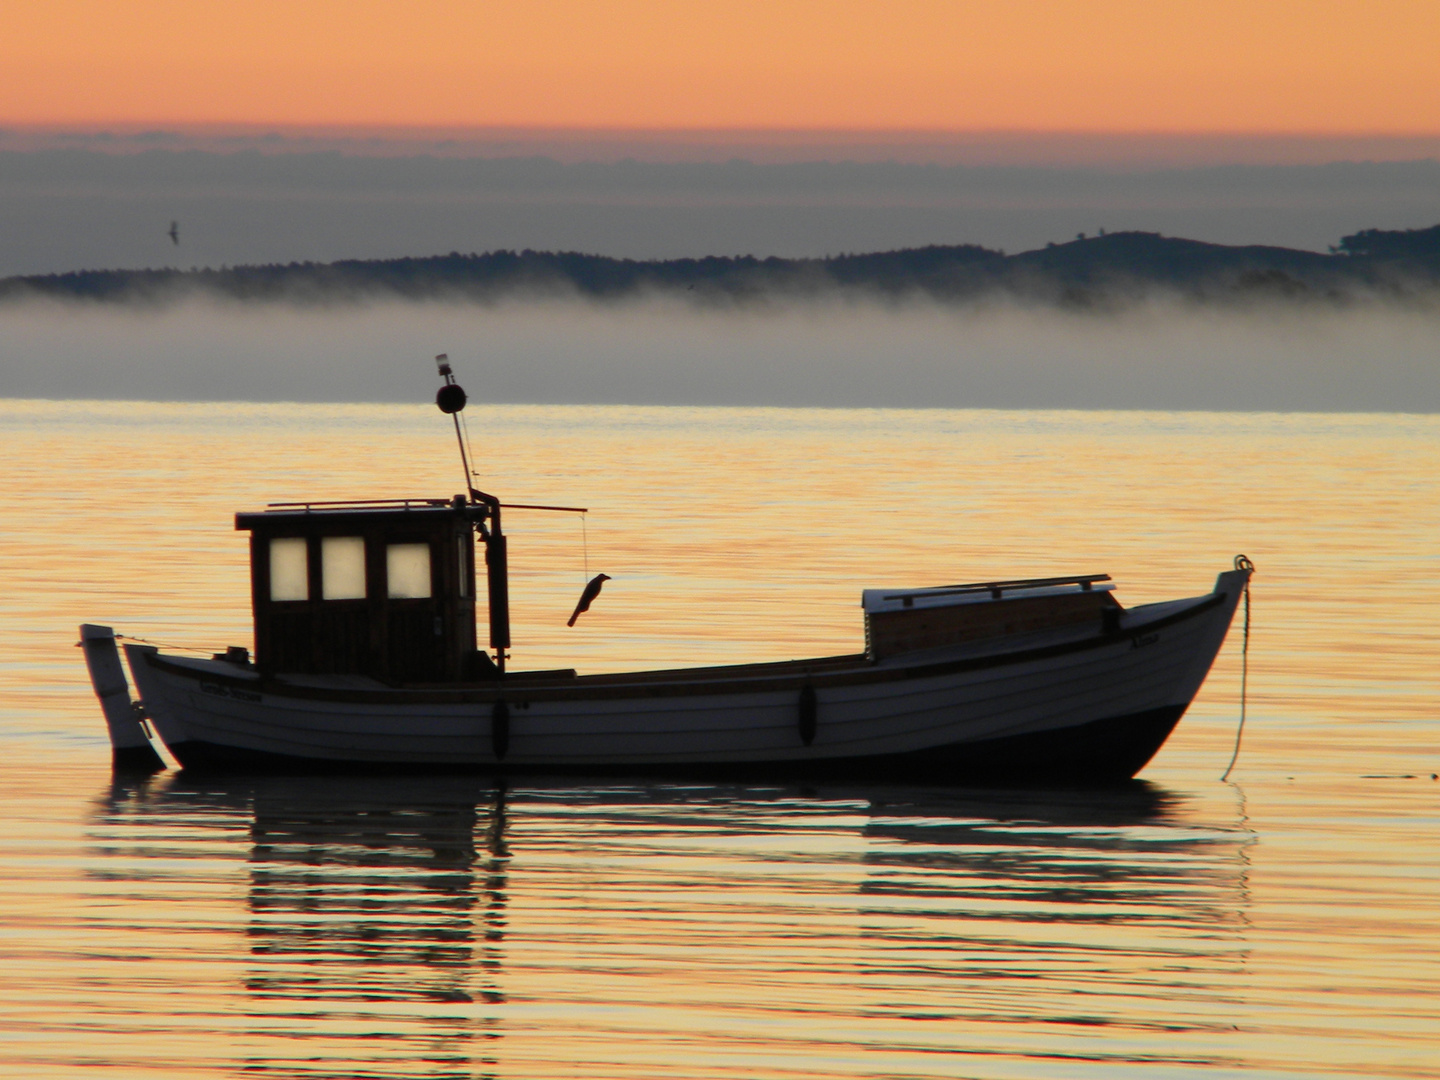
[236,498,483,681]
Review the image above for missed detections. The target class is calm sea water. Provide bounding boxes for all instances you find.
[1,399,1437,1079]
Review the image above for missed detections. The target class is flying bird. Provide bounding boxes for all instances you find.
[167,221,179,245]
[567,573,611,626]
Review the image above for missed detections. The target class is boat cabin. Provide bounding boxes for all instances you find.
[236,497,503,683]
[862,575,1121,660]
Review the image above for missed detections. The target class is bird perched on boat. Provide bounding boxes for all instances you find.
[167,221,179,245]
[567,573,611,626]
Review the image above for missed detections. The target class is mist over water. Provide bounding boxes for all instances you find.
[3,293,1438,412]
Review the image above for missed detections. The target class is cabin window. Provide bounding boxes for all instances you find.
[387,543,431,599]
[457,534,468,598]
[269,538,309,601]
[321,537,367,600]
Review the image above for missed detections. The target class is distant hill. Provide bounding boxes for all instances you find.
[3,225,1439,307]
[1333,223,1440,260]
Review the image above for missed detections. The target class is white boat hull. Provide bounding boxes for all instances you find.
[117,569,1248,783]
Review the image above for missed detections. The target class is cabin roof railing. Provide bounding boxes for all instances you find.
[235,498,468,530]
[882,573,1112,602]
[863,574,1114,613]
[264,497,456,512]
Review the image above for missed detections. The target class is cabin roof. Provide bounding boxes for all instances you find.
[236,497,471,532]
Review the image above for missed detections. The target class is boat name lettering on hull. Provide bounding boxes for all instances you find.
[1130,633,1160,650]
[199,681,263,703]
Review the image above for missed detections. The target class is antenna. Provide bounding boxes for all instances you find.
[434,353,474,499]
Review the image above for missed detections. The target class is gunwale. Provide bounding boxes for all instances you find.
[139,591,1224,706]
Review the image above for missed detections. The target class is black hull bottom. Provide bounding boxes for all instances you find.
[112,743,167,774]
[165,704,1188,786]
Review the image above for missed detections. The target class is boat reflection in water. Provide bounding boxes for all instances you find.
[854,786,1252,1053]
[90,776,1253,1078]
[246,780,510,1008]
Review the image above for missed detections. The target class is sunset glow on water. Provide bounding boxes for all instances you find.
[1,400,1437,1078]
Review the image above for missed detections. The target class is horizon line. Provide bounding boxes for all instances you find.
[6,124,1440,167]
[5,396,1439,420]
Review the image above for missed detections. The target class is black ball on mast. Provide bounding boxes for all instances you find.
[435,353,468,414]
[437,383,467,413]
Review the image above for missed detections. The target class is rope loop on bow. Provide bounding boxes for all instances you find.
[1221,555,1255,782]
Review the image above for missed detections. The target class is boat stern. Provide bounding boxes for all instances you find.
[79,625,166,773]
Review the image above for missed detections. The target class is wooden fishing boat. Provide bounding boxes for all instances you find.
[83,362,1253,782]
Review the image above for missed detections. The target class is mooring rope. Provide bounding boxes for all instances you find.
[1221,554,1255,782]
[111,633,215,656]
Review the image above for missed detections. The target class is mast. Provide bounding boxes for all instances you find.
[436,355,510,674]
[483,503,510,674]
[434,356,587,677]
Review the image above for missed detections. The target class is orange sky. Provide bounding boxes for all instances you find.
[4,0,1438,133]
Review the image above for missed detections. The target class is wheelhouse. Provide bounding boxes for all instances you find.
[237,497,496,683]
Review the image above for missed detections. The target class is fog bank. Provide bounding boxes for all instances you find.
[2,295,1437,413]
